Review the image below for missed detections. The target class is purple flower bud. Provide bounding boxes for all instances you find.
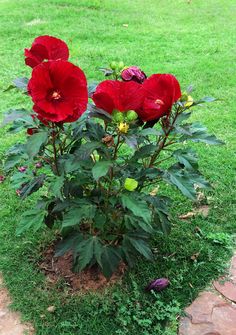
[18,166,27,173]
[35,161,43,169]
[0,175,5,183]
[145,278,170,292]
[121,66,147,84]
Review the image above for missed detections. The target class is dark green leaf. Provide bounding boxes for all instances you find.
[0,109,32,127]
[121,194,151,224]
[87,104,112,122]
[100,246,121,278]
[173,148,198,170]
[62,204,96,228]
[86,120,105,140]
[26,131,48,157]
[20,174,45,199]
[17,208,46,235]
[164,165,210,200]
[49,175,64,200]
[92,160,112,180]
[123,234,153,260]
[75,237,95,271]
[55,233,83,257]
[74,141,103,160]
[132,144,156,160]
[4,154,23,171]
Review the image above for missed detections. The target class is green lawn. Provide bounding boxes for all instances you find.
[0,0,236,334]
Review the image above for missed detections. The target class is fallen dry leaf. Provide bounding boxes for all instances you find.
[197,205,210,218]
[47,306,55,313]
[179,205,210,220]
[191,252,200,261]
[122,24,129,27]
[179,211,195,220]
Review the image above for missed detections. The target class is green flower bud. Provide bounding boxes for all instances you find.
[180,92,188,102]
[126,110,138,122]
[118,61,125,70]
[124,178,138,191]
[110,61,117,70]
[112,110,124,122]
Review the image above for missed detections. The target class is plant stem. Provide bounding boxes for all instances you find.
[51,126,60,176]
[148,109,180,167]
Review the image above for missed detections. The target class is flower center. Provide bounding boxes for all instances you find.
[51,91,61,100]
[155,99,164,105]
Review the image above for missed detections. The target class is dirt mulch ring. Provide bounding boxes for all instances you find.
[38,244,126,292]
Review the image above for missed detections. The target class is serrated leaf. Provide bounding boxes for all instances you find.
[49,175,64,200]
[26,131,48,157]
[87,104,112,122]
[20,174,45,200]
[0,109,32,127]
[74,236,103,272]
[92,160,112,180]
[4,154,23,171]
[121,194,151,224]
[75,237,95,271]
[55,233,83,257]
[62,205,96,228]
[132,144,156,160]
[17,208,46,235]
[86,120,105,140]
[74,141,103,160]
[100,246,121,278]
[164,165,210,200]
[124,235,153,260]
[173,149,198,170]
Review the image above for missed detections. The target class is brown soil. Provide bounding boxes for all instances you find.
[38,244,126,292]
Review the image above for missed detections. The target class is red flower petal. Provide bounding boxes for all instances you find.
[25,35,69,68]
[138,74,181,121]
[92,80,143,114]
[28,60,88,123]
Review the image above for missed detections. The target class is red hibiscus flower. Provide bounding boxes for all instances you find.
[25,35,69,68]
[92,80,143,114]
[138,74,181,122]
[121,66,147,84]
[28,60,88,123]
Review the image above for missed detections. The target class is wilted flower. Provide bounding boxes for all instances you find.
[0,175,5,183]
[121,66,147,84]
[18,166,27,173]
[145,277,170,292]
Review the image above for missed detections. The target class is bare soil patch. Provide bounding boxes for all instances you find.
[38,244,126,292]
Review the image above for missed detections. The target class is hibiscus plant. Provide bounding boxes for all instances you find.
[1,36,223,278]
